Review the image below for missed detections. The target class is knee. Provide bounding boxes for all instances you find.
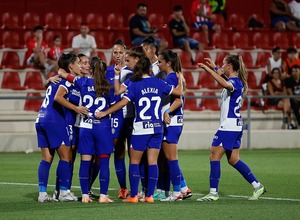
[275,22,286,31]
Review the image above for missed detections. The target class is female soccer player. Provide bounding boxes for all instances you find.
[36,54,87,202]
[96,56,183,203]
[141,36,160,76]
[196,55,266,201]
[157,50,192,201]
[59,56,115,204]
[106,39,133,199]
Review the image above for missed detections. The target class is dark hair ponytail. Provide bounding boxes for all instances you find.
[131,57,151,82]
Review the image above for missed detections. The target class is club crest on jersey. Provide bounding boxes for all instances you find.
[141,87,158,95]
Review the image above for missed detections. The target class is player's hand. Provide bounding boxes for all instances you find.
[203,58,216,69]
[48,75,61,84]
[114,64,121,76]
[95,111,107,119]
[163,111,171,124]
[197,63,210,71]
[75,106,89,116]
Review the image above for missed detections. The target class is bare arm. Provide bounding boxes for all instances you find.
[95,97,129,118]
[44,75,61,88]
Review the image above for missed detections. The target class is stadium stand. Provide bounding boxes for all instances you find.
[44,12,62,30]
[22,12,40,30]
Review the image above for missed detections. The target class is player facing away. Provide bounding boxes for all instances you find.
[96,57,184,203]
[36,55,88,202]
[106,39,133,199]
[59,57,115,203]
[196,55,266,201]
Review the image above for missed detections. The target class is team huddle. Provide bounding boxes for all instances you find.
[36,38,266,204]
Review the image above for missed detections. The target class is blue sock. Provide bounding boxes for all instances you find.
[139,162,148,191]
[79,160,91,195]
[114,158,126,189]
[99,157,110,195]
[57,160,72,191]
[129,164,140,197]
[233,160,258,184]
[168,160,181,192]
[89,161,100,192]
[180,169,187,188]
[68,162,74,190]
[55,166,59,192]
[146,164,158,197]
[210,161,221,191]
[38,160,51,192]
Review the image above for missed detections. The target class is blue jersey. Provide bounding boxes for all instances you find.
[36,81,66,125]
[60,78,81,126]
[124,77,173,135]
[164,72,184,126]
[72,77,115,129]
[219,77,244,132]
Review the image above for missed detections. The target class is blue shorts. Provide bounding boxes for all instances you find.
[132,37,162,46]
[78,127,114,156]
[163,126,183,144]
[111,116,134,139]
[67,125,79,146]
[192,21,215,29]
[175,37,199,49]
[211,130,242,151]
[36,122,70,149]
[130,133,163,151]
[271,16,292,27]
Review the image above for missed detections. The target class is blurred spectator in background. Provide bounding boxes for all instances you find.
[286,65,300,128]
[267,67,294,129]
[209,0,227,20]
[288,0,300,27]
[169,5,204,64]
[269,0,300,31]
[25,25,51,73]
[129,3,168,53]
[72,23,97,57]
[282,47,300,79]
[47,35,64,72]
[190,0,221,44]
[266,46,283,82]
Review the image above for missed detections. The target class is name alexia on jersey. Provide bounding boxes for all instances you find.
[141,87,158,95]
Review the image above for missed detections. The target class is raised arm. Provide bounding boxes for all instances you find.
[95,97,129,119]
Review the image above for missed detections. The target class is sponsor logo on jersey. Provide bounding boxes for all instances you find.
[237,118,243,126]
[142,121,162,129]
[177,115,183,123]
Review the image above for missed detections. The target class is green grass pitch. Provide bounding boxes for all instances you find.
[0,149,299,220]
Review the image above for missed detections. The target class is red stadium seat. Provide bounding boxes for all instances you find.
[237,51,259,69]
[211,32,235,50]
[1,12,21,30]
[22,12,40,30]
[177,51,197,69]
[232,32,255,50]
[184,92,202,111]
[64,31,77,48]
[90,31,110,49]
[1,51,21,68]
[247,71,259,89]
[1,31,22,48]
[255,51,271,68]
[271,32,290,49]
[44,31,61,46]
[96,51,107,63]
[194,51,212,64]
[291,33,300,48]
[107,13,126,29]
[210,14,230,31]
[86,13,104,30]
[22,30,33,47]
[241,91,263,111]
[148,13,165,29]
[184,72,201,90]
[24,71,45,90]
[192,32,211,49]
[24,92,43,112]
[252,32,272,50]
[1,71,26,90]
[65,13,82,30]
[44,12,62,30]
[228,13,249,31]
[215,51,230,65]
[200,92,220,111]
[197,71,221,89]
